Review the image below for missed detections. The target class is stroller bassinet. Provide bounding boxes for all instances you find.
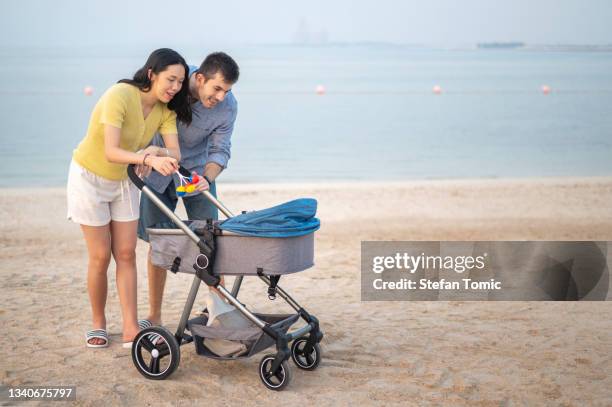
[148,220,315,276]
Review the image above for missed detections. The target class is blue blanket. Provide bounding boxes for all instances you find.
[218,198,320,237]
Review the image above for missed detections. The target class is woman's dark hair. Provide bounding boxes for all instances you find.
[119,48,192,124]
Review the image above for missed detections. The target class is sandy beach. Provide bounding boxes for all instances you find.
[1,177,612,406]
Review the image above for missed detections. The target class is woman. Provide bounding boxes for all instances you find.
[67,48,191,348]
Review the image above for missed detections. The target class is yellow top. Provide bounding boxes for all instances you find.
[73,83,178,180]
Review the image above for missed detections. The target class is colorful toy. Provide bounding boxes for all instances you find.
[175,171,200,196]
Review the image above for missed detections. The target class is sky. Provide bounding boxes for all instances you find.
[2,0,612,48]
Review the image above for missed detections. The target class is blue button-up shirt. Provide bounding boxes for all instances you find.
[145,65,237,194]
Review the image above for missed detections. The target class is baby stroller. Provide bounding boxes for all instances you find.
[127,165,324,391]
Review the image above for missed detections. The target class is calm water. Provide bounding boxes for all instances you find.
[0,45,611,186]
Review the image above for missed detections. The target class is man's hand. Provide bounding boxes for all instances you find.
[193,171,210,192]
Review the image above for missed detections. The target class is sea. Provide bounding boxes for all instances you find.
[1,44,611,186]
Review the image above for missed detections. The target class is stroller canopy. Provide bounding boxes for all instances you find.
[218,198,320,238]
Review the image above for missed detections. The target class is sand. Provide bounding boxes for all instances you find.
[1,177,612,406]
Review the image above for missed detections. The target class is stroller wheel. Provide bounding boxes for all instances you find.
[132,326,180,380]
[291,338,321,370]
[258,354,292,391]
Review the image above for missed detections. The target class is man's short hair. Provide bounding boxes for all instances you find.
[198,52,239,84]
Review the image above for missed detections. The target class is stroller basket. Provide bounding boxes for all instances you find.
[188,313,301,359]
[148,220,314,276]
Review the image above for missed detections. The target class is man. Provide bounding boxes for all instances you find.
[137,52,239,326]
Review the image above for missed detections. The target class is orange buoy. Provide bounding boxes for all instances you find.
[541,85,551,95]
[84,86,94,96]
[315,84,326,95]
[432,85,442,94]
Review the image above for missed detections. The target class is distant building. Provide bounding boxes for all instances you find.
[293,17,329,45]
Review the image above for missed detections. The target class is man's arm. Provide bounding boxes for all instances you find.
[203,162,223,182]
[193,155,226,192]
[194,103,237,191]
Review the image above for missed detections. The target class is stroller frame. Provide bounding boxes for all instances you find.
[128,165,323,389]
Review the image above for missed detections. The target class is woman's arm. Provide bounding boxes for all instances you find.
[159,133,181,162]
[104,124,178,176]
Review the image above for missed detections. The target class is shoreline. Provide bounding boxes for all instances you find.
[3,176,611,238]
[2,174,612,192]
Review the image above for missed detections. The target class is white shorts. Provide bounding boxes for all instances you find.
[67,160,140,226]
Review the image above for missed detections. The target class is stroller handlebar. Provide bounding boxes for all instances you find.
[126,163,146,190]
[127,164,235,218]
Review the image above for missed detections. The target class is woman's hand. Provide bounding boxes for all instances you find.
[135,163,152,178]
[148,156,178,176]
[135,146,160,178]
